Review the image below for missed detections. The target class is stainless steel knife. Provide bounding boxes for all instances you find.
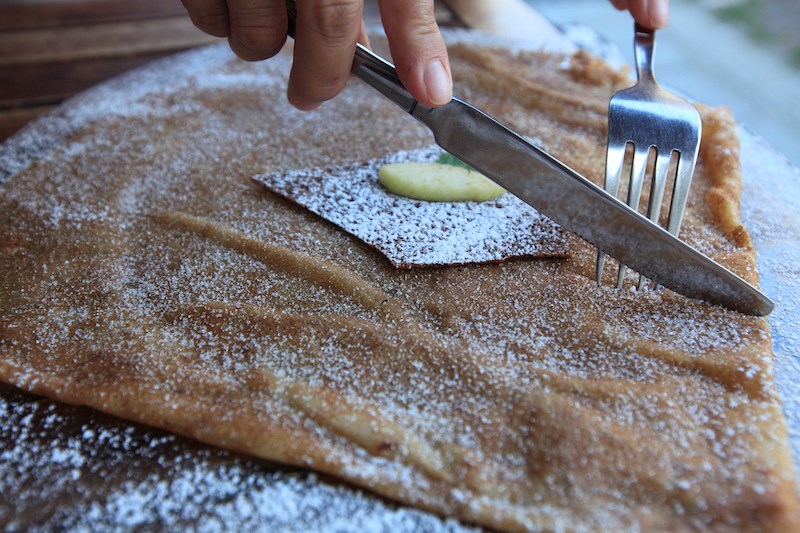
[284,2,773,316]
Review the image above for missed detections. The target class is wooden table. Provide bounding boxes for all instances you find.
[0,0,566,142]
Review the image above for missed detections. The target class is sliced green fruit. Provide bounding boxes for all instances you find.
[378,162,506,202]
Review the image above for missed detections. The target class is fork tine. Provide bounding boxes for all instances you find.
[596,23,701,292]
[666,151,697,236]
[616,145,650,288]
[604,139,627,199]
[626,145,651,213]
[647,150,672,225]
[595,249,609,285]
[595,250,607,284]
[595,140,628,283]
[636,150,673,289]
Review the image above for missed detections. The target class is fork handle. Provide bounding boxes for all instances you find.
[633,23,656,84]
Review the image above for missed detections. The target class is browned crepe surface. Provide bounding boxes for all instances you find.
[1,37,798,531]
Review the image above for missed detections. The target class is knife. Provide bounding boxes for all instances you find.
[283,2,773,316]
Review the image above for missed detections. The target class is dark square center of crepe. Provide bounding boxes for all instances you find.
[252,145,570,268]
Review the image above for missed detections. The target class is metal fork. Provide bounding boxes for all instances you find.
[595,23,702,289]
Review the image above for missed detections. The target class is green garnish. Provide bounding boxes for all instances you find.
[435,152,475,171]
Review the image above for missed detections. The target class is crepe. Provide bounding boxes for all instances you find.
[1,34,798,531]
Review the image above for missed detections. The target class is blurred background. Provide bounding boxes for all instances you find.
[526,0,800,168]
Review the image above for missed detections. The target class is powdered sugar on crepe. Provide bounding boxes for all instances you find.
[253,145,569,268]
[0,389,475,532]
[1,30,798,532]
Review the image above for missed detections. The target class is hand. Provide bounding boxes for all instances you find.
[181,0,452,110]
[610,0,670,29]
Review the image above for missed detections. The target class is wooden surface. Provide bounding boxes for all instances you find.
[0,0,567,142]
[0,0,218,140]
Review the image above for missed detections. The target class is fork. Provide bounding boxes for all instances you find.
[595,23,702,289]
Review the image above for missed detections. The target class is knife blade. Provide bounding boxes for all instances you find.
[283,2,773,316]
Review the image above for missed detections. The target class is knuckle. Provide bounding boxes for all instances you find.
[290,73,348,104]
[404,7,441,38]
[406,22,440,43]
[190,9,230,37]
[229,6,287,55]
[310,1,362,43]
[234,25,285,56]
[315,76,349,98]
[389,10,442,52]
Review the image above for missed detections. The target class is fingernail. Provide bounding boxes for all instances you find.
[289,95,320,111]
[651,0,669,28]
[294,101,320,111]
[423,60,452,106]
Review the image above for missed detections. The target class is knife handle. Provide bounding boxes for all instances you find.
[284,0,419,113]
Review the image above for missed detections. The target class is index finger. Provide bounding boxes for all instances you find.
[379,0,451,107]
[288,0,364,110]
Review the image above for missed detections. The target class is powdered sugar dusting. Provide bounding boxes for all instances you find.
[253,145,569,268]
[0,389,473,532]
[739,127,800,468]
[0,28,797,531]
[0,45,286,186]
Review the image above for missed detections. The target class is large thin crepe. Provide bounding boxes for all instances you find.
[1,37,798,531]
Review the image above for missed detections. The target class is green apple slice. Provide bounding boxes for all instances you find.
[378,162,506,202]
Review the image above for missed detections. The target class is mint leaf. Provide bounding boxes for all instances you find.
[435,152,474,171]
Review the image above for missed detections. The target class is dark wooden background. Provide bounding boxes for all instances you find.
[0,0,562,141]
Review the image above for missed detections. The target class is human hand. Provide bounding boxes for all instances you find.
[181,0,451,110]
[610,0,670,29]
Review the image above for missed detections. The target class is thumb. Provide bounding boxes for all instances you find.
[644,0,669,29]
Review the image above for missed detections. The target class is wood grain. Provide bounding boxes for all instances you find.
[0,17,217,68]
[0,0,562,141]
[0,0,189,32]
[0,52,191,108]
[0,0,216,139]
